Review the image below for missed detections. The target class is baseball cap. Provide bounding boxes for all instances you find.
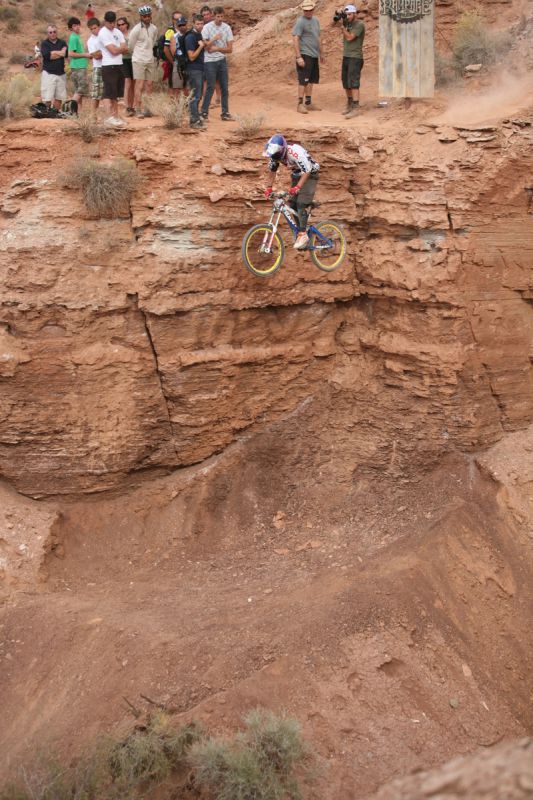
[344,4,357,11]
[175,14,187,23]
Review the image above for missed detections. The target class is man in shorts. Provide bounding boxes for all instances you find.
[39,25,68,110]
[67,17,93,111]
[292,0,323,114]
[128,5,158,117]
[339,4,365,118]
[87,17,103,112]
[97,10,128,127]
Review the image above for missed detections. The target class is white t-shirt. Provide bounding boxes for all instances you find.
[97,25,125,66]
[202,20,233,63]
[87,32,102,67]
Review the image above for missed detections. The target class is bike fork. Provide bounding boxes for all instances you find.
[260,211,282,253]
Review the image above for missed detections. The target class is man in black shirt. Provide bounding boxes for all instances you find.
[40,25,68,109]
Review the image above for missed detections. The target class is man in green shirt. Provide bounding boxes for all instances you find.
[338,4,365,118]
[67,16,94,110]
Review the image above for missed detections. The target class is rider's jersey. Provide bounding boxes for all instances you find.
[268,143,320,178]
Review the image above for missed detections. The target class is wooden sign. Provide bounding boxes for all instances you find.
[379,0,435,98]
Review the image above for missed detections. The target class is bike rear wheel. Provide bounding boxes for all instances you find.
[242,224,285,277]
[309,221,347,272]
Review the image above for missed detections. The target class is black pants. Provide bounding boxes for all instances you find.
[290,173,319,231]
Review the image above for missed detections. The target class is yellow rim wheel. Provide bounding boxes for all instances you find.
[310,222,347,272]
[242,225,285,277]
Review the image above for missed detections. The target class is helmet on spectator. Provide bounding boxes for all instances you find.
[138,5,152,14]
[263,134,287,160]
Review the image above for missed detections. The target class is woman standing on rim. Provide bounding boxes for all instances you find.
[117,17,135,115]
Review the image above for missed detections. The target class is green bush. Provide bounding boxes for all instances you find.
[61,158,143,217]
[109,714,202,789]
[191,709,311,800]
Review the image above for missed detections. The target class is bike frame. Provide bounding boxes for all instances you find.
[260,195,334,254]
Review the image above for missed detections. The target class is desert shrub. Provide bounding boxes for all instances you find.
[0,716,203,800]
[153,0,192,32]
[191,709,312,800]
[0,74,35,119]
[451,10,511,72]
[9,52,28,64]
[33,0,58,22]
[144,92,189,129]
[109,714,202,789]
[234,111,265,139]
[0,6,21,22]
[6,19,20,32]
[68,112,108,143]
[62,157,143,217]
[434,50,455,87]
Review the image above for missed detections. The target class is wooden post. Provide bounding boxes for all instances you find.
[379,0,435,98]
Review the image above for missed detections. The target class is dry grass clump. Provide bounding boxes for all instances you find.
[191,708,312,800]
[234,111,266,140]
[434,50,456,87]
[451,10,512,72]
[0,74,35,119]
[69,112,109,143]
[9,52,28,64]
[62,158,143,217]
[144,92,189,129]
[0,6,21,24]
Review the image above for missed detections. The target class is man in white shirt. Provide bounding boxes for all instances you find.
[87,17,103,112]
[97,10,128,126]
[128,5,158,118]
[200,5,233,121]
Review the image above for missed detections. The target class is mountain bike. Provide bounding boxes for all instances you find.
[241,192,347,278]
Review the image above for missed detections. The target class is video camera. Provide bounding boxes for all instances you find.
[333,8,348,23]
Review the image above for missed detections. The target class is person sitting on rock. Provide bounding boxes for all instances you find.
[263,133,320,250]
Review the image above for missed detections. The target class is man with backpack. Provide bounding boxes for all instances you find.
[128,5,158,117]
[168,15,189,97]
[185,14,206,128]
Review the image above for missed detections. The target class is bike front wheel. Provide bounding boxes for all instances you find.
[309,221,347,272]
[242,224,285,277]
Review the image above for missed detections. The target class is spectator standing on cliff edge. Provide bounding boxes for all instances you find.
[67,16,94,112]
[338,4,365,118]
[292,0,323,114]
[201,6,234,121]
[40,25,68,109]
[128,5,158,118]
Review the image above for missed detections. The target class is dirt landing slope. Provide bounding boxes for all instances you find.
[1,445,531,798]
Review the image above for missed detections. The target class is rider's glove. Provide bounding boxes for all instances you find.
[288,186,300,196]
[264,187,273,198]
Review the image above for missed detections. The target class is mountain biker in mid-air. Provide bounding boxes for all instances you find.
[263,134,320,250]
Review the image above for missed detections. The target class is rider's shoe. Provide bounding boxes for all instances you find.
[293,231,309,250]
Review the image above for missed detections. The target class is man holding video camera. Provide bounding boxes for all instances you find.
[333,4,365,118]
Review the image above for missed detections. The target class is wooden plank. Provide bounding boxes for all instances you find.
[379,0,435,98]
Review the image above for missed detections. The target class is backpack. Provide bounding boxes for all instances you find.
[153,33,170,61]
[175,30,189,72]
[30,102,62,118]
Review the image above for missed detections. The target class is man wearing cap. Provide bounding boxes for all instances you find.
[339,4,365,118]
[292,0,323,114]
[128,5,158,117]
